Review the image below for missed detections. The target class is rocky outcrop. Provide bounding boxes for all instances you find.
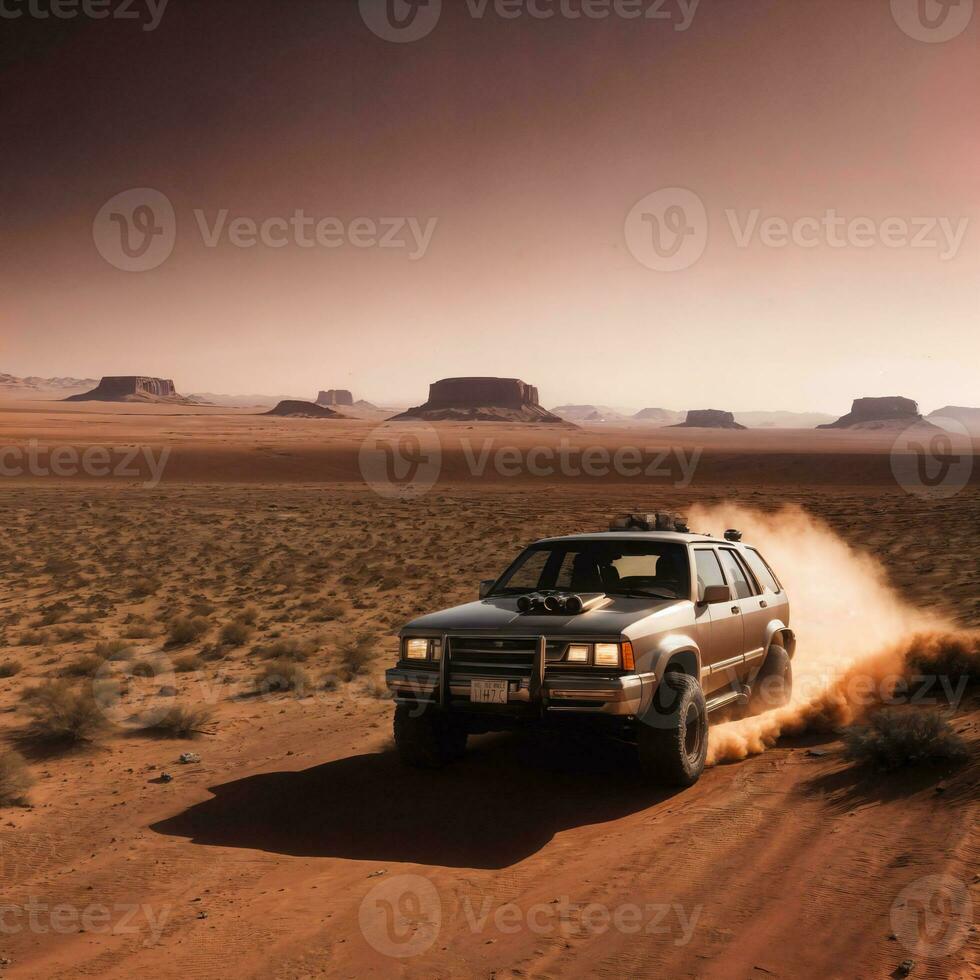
[671,409,747,430]
[634,407,684,425]
[264,400,342,419]
[316,390,354,407]
[551,404,628,422]
[389,377,567,423]
[818,396,926,430]
[65,377,204,404]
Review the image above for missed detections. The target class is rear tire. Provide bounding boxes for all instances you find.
[638,673,708,787]
[747,645,792,715]
[393,703,468,768]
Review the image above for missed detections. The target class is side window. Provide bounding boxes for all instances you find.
[694,549,725,600]
[718,549,755,599]
[744,548,782,593]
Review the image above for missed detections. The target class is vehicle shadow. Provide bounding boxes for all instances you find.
[151,732,678,869]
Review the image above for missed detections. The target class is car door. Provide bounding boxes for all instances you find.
[693,547,745,694]
[739,546,790,667]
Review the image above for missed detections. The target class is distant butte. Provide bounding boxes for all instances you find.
[389,377,568,424]
[264,400,343,419]
[818,396,935,430]
[65,377,207,405]
[671,409,747,430]
[316,390,354,407]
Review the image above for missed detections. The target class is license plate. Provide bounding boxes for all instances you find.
[471,679,509,704]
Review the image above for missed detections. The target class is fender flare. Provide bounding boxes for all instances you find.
[765,621,796,660]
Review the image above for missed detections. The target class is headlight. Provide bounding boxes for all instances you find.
[566,643,591,664]
[405,638,430,660]
[594,643,621,667]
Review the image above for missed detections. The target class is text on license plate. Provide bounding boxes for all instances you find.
[471,680,509,704]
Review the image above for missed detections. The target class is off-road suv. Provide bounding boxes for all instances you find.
[386,513,795,786]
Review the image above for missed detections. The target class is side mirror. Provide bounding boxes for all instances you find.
[479,579,496,599]
[700,584,732,605]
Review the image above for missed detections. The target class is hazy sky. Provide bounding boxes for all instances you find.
[3,0,977,413]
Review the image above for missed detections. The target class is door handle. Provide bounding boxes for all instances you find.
[731,606,740,615]
[759,600,768,608]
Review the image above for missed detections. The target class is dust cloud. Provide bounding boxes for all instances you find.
[686,504,975,765]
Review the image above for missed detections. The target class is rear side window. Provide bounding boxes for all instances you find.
[744,548,782,593]
[718,549,755,599]
[694,549,726,596]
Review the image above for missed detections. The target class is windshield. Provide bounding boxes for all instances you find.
[492,540,690,600]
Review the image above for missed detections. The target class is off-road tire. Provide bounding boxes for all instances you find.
[637,673,708,787]
[747,645,792,715]
[393,704,468,768]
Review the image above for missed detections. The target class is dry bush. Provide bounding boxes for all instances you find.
[0,659,22,678]
[23,681,106,744]
[337,633,376,682]
[56,625,90,642]
[0,751,32,806]
[254,660,309,695]
[94,639,133,661]
[129,576,160,598]
[252,638,316,662]
[167,616,209,645]
[844,710,968,771]
[60,655,106,679]
[361,676,392,700]
[237,604,259,626]
[122,619,155,640]
[220,621,252,647]
[18,630,45,647]
[174,653,204,673]
[144,703,213,738]
[907,633,979,689]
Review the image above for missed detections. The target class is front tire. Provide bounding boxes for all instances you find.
[637,673,708,787]
[393,703,468,768]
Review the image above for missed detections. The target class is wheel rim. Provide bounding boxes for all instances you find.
[684,704,703,760]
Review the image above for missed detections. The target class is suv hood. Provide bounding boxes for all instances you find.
[402,594,682,638]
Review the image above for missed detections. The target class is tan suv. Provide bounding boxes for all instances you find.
[386,513,794,786]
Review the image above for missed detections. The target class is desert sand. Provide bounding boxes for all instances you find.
[0,401,976,978]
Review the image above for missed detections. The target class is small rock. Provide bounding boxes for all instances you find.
[367,870,387,879]
[197,911,208,920]
[896,960,914,978]
[806,748,830,757]
[178,752,201,765]
[158,686,177,697]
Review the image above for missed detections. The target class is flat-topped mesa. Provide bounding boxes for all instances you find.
[389,377,567,423]
[671,409,747,430]
[265,400,342,419]
[316,389,354,407]
[65,376,200,403]
[819,396,927,429]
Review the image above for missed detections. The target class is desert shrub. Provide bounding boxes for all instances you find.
[94,639,133,661]
[189,600,216,618]
[0,659,22,678]
[254,660,309,695]
[236,604,259,626]
[320,672,340,692]
[844,710,968,771]
[24,681,106,743]
[907,633,979,689]
[18,630,45,647]
[122,620,155,640]
[60,655,106,679]
[337,633,376,682]
[144,703,213,738]
[362,676,392,700]
[0,751,32,806]
[167,616,209,645]
[220,621,252,647]
[173,653,204,673]
[252,638,316,662]
[129,576,160,598]
[56,625,90,643]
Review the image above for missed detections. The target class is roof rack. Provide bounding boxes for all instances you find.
[724,529,742,542]
[609,512,690,533]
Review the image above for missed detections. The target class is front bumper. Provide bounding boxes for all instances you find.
[386,665,647,716]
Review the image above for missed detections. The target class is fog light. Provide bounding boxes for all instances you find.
[566,643,590,664]
[594,643,621,667]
